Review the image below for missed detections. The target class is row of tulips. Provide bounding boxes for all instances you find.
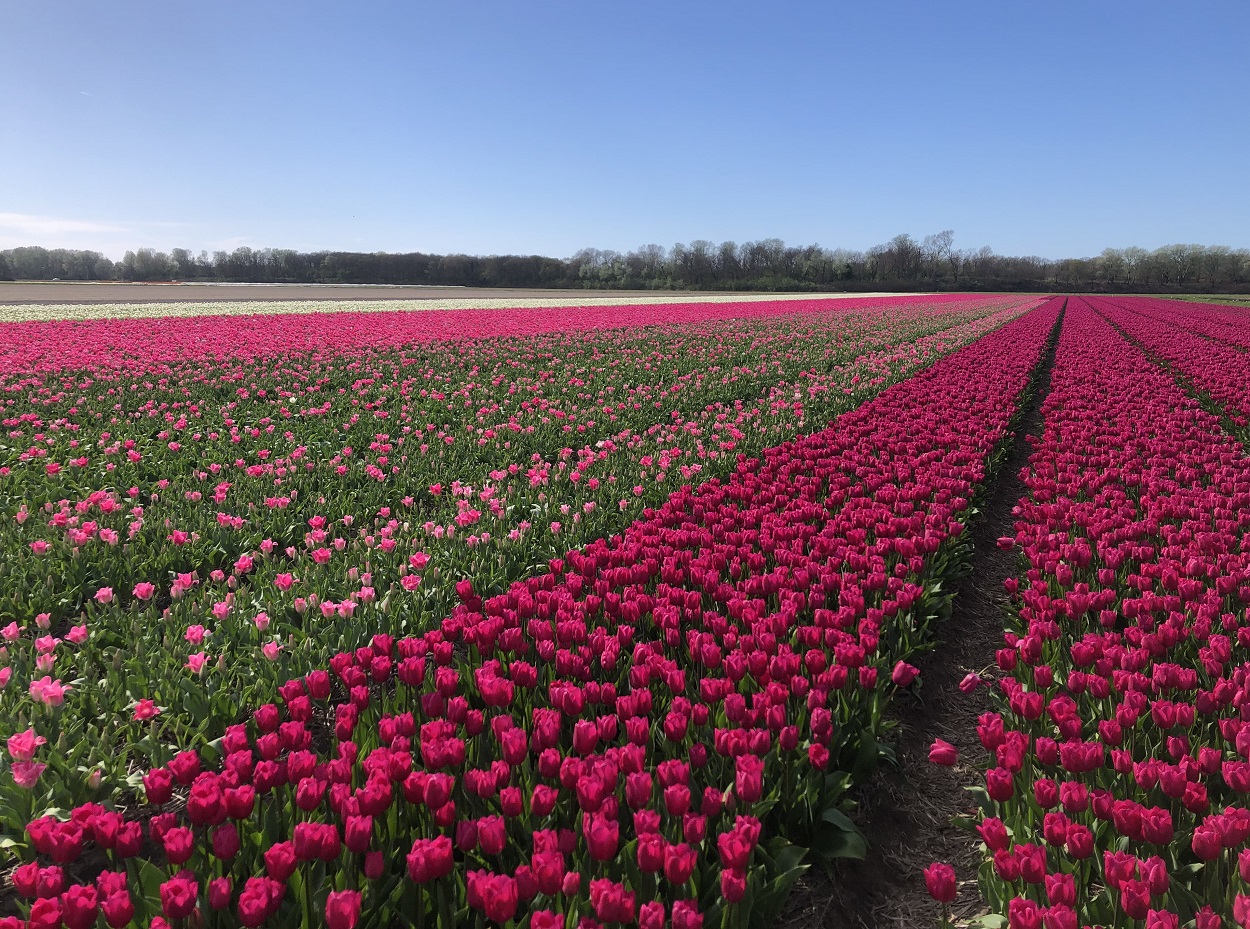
[1088,297,1250,439]
[949,298,1250,928]
[1096,297,1250,350]
[0,294,1005,375]
[0,295,852,327]
[2,297,1061,927]
[0,296,1041,828]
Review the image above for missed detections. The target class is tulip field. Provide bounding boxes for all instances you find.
[4,292,1250,928]
[960,296,1250,929]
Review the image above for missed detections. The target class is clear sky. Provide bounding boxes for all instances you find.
[2,0,1246,261]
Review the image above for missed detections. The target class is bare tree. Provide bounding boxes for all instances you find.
[1097,248,1126,286]
[1122,246,1149,284]
[922,230,955,282]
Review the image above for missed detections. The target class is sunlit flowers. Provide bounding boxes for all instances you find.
[0,293,1055,928]
[133,699,162,721]
[28,676,68,706]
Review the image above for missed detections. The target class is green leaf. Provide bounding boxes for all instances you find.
[851,732,880,783]
[963,784,995,815]
[136,857,167,917]
[810,822,867,863]
[749,862,811,929]
[951,813,979,832]
[751,797,779,819]
[820,807,857,832]
[772,840,809,875]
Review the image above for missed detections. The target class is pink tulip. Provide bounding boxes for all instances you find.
[7,728,47,762]
[134,699,161,721]
[924,862,957,903]
[928,739,958,766]
[891,661,920,687]
[11,761,47,789]
[28,676,68,706]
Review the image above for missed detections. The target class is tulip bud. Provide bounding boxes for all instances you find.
[924,862,957,903]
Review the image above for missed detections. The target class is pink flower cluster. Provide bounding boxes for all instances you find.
[956,299,1250,926]
[1093,296,1250,434]
[0,293,1006,375]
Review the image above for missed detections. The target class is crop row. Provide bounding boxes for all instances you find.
[0,295,1003,375]
[1097,297,1250,350]
[958,298,1250,927]
[3,298,1060,928]
[1089,297,1250,440]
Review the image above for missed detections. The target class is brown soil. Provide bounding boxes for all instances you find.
[779,308,1062,928]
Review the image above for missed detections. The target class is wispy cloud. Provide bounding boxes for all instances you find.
[0,214,205,258]
[0,212,128,237]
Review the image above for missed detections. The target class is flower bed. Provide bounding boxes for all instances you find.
[1090,296,1250,439]
[0,297,1064,927]
[0,296,1039,824]
[957,298,1250,927]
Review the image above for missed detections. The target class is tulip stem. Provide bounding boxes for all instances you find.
[301,873,313,928]
[436,881,453,929]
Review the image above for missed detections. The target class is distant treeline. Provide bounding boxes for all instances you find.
[3,233,1249,293]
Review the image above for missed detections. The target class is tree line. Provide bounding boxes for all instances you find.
[2,233,1248,293]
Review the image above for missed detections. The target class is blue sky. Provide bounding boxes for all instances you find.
[2,1,1246,260]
